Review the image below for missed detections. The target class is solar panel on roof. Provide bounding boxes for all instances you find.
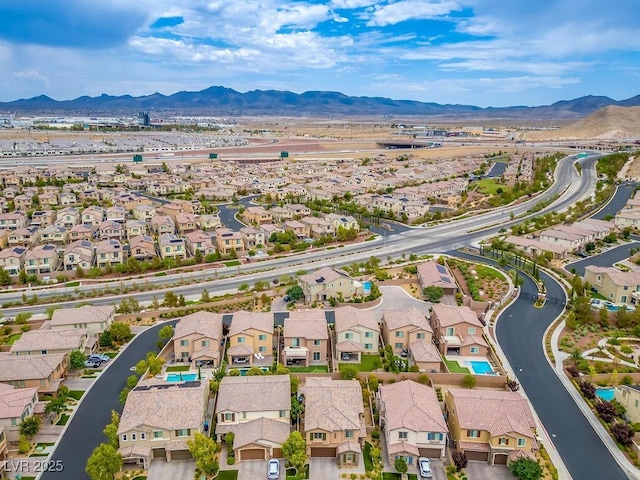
[440,276,451,284]
[435,264,448,275]
[43,245,55,250]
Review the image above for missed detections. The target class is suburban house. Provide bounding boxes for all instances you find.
[0,247,27,276]
[98,220,124,241]
[324,213,359,233]
[445,388,538,465]
[40,224,68,244]
[226,311,274,367]
[96,239,124,268]
[133,204,157,223]
[215,228,245,255]
[430,304,489,357]
[0,212,27,230]
[8,226,40,247]
[417,260,458,296]
[243,206,273,225]
[239,226,265,249]
[614,385,640,423]
[584,265,640,305]
[49,305,115,337]
[176,213,199,234]
[381,308,433,355]
[184,230,216,257]
[10,329,91,356]
[299,267,360,303]
[284,220,310,239]
[0,383,38,443]
[215,375,291,461]
[63,240,95,271]
[198,214,221,231]
[56,207,81,228]
[151,215,176,235]
[282,311,329,367]
[24,244,60,275]
[408,338,443,373]
[334,306,380,362]
[68,223,96,243]
[300,216,332,238]
[118,378,209,468]
[0,353,68,395]
[304,377,365,464]
[31,210,57,229]
[129,235,158,261]
[283,204,311,217]
[159,233,187,260]
[173,312,223,367]
[378,380,449,464]
[125,219,148,239]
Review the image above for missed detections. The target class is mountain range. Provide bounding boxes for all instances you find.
[1,86,639,119]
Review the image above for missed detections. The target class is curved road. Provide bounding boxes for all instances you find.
[455,252,631,480]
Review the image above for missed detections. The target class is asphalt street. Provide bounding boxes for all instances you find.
[592,181,637,220]
[454,252,630,480]
[565,242,640,277]
[40,321,176,480]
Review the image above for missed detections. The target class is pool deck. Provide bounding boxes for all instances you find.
[445,356,501,375]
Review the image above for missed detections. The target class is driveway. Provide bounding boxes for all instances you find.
[309,458,340,480]
[147,459,195,480]
[463,462,513,480]
[236,459,271,479]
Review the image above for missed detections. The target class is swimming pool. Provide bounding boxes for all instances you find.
[596,388,616,401]
[464,360,496,375]
[231,367,271,376]
[166,373,198,382]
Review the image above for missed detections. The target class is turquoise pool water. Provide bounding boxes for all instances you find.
[233,367,270,376]
[596,388,615,401]
[465,360,495,375]
[363,281,372,293]
[166,373,198,382]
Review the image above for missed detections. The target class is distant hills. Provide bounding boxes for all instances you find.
[525,105,640,140]
[0,86,639,119]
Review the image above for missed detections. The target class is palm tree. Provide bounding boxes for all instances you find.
[569,348,583,366]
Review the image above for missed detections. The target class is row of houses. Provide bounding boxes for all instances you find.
[116,374,539,470]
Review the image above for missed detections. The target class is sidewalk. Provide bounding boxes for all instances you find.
[550,322,640,479]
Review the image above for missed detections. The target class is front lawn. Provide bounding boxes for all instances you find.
[589,291,607,301]
[382,473,418,480]
[5,333,22,345]
[215,470,238,480]
[166,365,191,372]
[445,359,470,374]
[339,354,382,373]
[68,390,84,400]
[56,414,70,426]
[288,365,329,373]
[104,351,119,358]
[475,178,511,196]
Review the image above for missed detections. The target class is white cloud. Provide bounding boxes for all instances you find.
[330,0,378,8]
[365,0,461,27]
[333,15,349,23]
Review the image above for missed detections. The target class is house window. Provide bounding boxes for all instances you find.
[292,338,300,347]
[345,333,353,340]
[398,431,408,440]
[259,346,267,353]
[470,347,479,354]
[417,333,425,339]
[467,430,479,438]
[313,352,321,361]
[517,438,526,447]
[446,327,455,336]
[153,431,163,439]
[365,343,373,350]
[237,337,245,343]
[395,343,403,349]
[259,334,267,341]
[345,453,354,462]
[132,433,137,441]
[41,350,47,355]
[224,413,233,421]
[468,327,476,334]
[180,340,189,346]
[121,434,128,442]
[624,285,629,291]
[311,432,326,440]
[498,437,508,446]
[427,432,443,441]
[313,340,321,346]
[10,418,17,427]
[243,412,247,419]
[345,430,354,438]
[201,340,210,347]
[622,296,627,303]
[279,410,286,418]
[395,331,404,338]
[181,352,189,358]
[176,429,189,437]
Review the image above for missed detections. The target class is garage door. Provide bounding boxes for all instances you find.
[171,450,193,461]
[152,448,166,459]
[240,448,266,460]
[465,450,489,462]
[418,448,442,458]
[272,448,283,458]
[311,447,336,458]
[493,454,508,465]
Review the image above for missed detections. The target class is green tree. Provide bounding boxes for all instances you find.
[246,366,266,376]
[126,375,139,389]
[44,397,67,416]
[119,387,130,404]
[134,359,148,376]
[146,352,165,376]
[150,295,160,310]
[85,443,123,480]
[18,269,28,285]
[0,267,11,285]
[423,285,444,303]
[291,394,305,423]
[18,434,30,454]
[187,432,221,475]
[163,291,178,307]
[103,411,120,448]
[286,285,304,301]
[99,330,113,348]
[462,374,477,389]
[394,457,408,474]
[509,457,543,480]
[282,431,307,480]
[158,325,175,345]
[20,416,41,438]
[341,365,358,380]
[69,349,86,370]
[200,289,211,303]
[109,322,132,343]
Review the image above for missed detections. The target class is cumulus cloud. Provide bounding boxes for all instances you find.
[365,0,461,27]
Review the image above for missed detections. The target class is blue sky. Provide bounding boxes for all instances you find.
[1,0,639,107]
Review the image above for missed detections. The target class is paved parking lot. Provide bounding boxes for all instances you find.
[464,461,514,479]
[147,459,195,480]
